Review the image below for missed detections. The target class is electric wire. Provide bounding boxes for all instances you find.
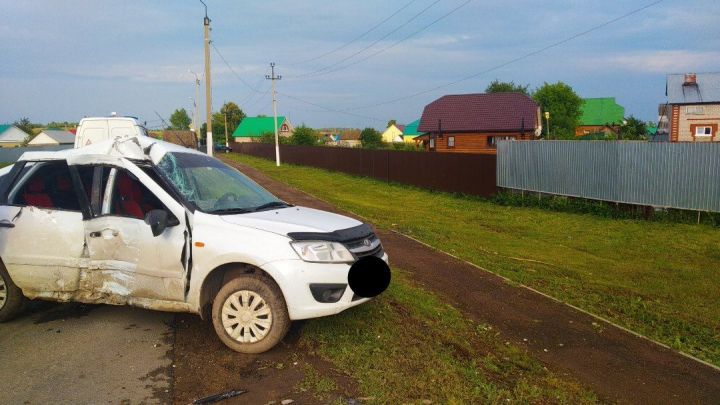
[289,0,442,78]
[341,0,664,112]
[309,0,473,79]
[288,0,421,67]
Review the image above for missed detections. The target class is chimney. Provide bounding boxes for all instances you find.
[683,73,697,86]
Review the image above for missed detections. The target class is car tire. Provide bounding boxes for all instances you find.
[211,274,290,354]
[0,263,26,322]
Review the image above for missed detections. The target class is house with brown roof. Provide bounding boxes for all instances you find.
[337,129,362,147]
[416,93,541,154]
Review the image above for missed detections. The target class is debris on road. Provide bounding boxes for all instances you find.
[192,389,248,404]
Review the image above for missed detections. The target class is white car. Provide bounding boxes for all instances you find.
[0,136,390,353]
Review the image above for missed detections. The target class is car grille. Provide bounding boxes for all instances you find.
[344,233,384,259]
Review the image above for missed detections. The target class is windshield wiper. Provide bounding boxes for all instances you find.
[208,207,253,215]
[251,201,292,212]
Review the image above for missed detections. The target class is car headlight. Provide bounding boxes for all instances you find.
[290,241,355,263]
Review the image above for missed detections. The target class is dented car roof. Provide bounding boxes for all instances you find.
[16,136,204,166]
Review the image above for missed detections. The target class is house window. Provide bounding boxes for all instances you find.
[695,126,713,137]
[447,136,455,148]
[280,124,288,132]
[488,136,514,147]
[686,106,704,115]
[429,138,435,148]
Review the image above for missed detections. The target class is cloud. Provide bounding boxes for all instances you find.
[578,50,720,74]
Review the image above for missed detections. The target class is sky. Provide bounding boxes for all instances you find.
[1,0,718,130]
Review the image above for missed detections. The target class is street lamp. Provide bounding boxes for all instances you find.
[544,111,550,139]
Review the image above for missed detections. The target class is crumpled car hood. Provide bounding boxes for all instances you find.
[220,206,362,237]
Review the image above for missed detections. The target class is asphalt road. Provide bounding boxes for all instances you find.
[0,302,174,404]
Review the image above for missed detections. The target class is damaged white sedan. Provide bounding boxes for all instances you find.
[0,137,390,353]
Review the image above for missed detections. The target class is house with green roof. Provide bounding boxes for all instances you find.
[232,116,294,143]
[575,98,625,137]
[0,124,30,147]
[402,119,425,144]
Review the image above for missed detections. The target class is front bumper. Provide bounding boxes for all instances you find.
[261,253,389,320]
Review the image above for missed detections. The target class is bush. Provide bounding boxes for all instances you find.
[388,142,424,152]
[259,132,289,145]
[493,191,720,226]
[289,125,319,146]
[360,128,383,149]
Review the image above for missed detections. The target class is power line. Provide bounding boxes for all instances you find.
[277,91,385,123]
[244,85,272,115]
[289,0,442,79]
[210,41,386,122]
[288,0,421,66]
[342,0,664,112]
[211,42,264,94]
[310,0,473,78]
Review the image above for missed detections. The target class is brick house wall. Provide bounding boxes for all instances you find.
[672,104,720,142]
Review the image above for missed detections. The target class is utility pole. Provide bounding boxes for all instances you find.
[201,0,213,156]
[266,62,282,166]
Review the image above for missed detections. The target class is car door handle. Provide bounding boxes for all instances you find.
[89,228,119,238]
[0,220,15,228]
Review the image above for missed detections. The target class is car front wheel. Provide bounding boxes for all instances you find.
[0,263,26,322]
[211,274,290,353]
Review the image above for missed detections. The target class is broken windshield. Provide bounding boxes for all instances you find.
[156,152,285,214]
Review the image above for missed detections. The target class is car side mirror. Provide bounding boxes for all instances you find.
[144,209,168,237]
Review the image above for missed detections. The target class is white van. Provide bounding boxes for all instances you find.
[74,116,148,148]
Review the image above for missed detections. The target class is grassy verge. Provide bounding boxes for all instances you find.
[227,154,720,367]
[300,270,596,403]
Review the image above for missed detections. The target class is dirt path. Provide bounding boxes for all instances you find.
[172,315,358,404]
[224,157,720,405]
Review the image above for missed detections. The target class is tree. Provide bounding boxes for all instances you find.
[619,115,647,140]
[259,131,289,145]
[485,79,530,95]
[13,117,33,136]
[532,82,582,139]
[46,121,78,129]
[220,102,246,136]
[201,102,247,144]
[360,127,383,149]
[387,119,397,128]
[289,125,319,146]
[169,109,191,130]
[211,112,226,144]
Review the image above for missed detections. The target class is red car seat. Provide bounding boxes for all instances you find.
[23,178,54,208]
[116,174,144,219]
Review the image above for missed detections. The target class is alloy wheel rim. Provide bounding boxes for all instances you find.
[221,290,272,343]
[0,274,7,310]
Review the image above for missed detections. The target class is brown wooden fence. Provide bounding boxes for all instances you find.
[233,143,497,197]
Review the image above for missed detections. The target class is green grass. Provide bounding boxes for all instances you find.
[300,271,596,404]
[296,364,339,402]
[227,154,720,367]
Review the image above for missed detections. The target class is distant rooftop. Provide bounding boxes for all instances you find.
[39,129,75,144]
[403,119,424,137]
[232,116,287,138]
[579,98,625,126]
[418,93,539,133]
[667,72,720,104]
